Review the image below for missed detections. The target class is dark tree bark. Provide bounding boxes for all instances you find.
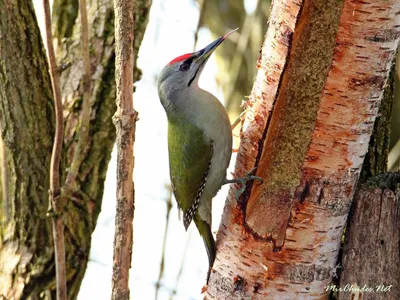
[0,0,150,298]
[338,173,400,300]
[0,1,55,298]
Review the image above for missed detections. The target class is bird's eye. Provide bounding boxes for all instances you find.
[179,63,190,72]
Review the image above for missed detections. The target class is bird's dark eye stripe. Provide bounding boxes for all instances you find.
[179,57,193,72]
[188,66,200,87]
[184,57,193,66]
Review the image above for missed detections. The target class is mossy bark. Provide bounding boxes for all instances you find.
[359,63,395,184]
[0,0,150,298]
[0,1,55,298]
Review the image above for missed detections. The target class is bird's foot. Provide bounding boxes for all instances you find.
[223,167,263,199]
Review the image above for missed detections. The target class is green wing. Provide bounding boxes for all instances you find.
[168,118,213,228]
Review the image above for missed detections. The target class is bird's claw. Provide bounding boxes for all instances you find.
[223,167,263,200]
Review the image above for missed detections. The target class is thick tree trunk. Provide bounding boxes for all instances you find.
[336,67,399,299]
[0,0,150,298]
[338,173,400,300]
[206,0,400,299]
[333,62,399,300]
[0,1,55,298]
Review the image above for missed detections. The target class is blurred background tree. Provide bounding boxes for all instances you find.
[195,0,269,115]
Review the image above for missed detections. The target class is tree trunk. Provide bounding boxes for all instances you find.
[333,59,399,300]
[338,173,400,300]
[206,0,400,299]
[0,1,55,298]
[0,0,150,298]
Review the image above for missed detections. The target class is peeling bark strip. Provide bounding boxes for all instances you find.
[246,0,344,245]
[339,175,400,300]
[111,0,136,298]
[207,0,400,299]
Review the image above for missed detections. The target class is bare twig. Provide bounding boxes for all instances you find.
[169,230,192,300]
[225,0,262,112]
[193,0,206,51]
[111,0,137,298]
[155,187,173,300]
[231,110,246,130]
[57,61,72,73]
[42,0,67,298]
[0,118,9,222]
[65,0,92,191]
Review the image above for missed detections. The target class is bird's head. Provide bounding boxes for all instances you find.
[157,28,237,102]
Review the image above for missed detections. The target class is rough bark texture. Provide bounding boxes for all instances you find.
[359,65,395,184]
[0,1,55,298]
[336,66,397,298]
[206,0,400,299]
[327,60,396,299]
[111,0,136,298]
[0,0,150,298]
[338,173,400,300]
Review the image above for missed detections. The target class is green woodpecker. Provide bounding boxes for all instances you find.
[157,29,240,273]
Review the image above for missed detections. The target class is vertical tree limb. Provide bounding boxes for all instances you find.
[359,64,395,184]
[0,120,9,222]
[155,187,173,300]
[111,0,137,298]
[338,173,400,300]
[42,0,67,298]
[64,0,92,190]
[0,0,55,297]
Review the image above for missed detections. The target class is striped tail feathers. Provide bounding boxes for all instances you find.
[194,216,216,283]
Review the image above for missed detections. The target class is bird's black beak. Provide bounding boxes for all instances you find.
[194,28,238,65]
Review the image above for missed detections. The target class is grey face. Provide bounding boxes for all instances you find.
[157,29,238,110]
[158,52,204,93]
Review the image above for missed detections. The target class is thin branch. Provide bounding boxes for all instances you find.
[64,0,92,191]
[225,0,262,112]
[168,230,192,300]
[0,118,9,222]
[193,0,206,51]
[57,61,72,73]
[111,0,137,298]
[155,187,173,300]
[231,110,246,130]
[42,0,67,298]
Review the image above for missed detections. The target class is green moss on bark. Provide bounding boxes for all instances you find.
[359,62,396,183]
[0,0,55,297]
